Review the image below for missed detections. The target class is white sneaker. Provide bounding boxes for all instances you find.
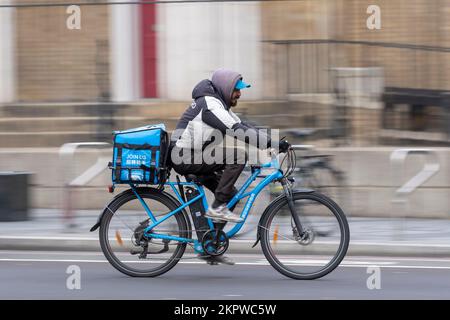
[205,204,244,223]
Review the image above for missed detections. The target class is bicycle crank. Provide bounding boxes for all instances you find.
[201,230,229,256]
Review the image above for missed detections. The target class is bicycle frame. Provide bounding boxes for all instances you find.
[128,154,284,252]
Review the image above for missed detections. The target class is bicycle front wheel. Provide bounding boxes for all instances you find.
[99,188,190,277]
[260,191,349,280]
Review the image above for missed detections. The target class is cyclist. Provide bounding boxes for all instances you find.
[169,68,289,264]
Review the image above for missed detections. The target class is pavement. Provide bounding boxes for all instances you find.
[1,209,450,257]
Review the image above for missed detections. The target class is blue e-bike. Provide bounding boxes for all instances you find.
[93,147,349,280]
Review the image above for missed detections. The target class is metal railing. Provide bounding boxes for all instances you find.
[59,142,111,228]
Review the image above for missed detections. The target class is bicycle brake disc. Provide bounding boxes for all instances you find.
[297,228,315,245]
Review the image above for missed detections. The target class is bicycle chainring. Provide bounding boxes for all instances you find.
[201,230,229,256]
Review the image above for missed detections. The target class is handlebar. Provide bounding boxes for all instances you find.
[249,145,296,179]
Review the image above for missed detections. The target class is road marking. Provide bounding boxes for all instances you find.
[0,236,98,240]
[0,258,108,263]
[0,251,104,256]
[237,261,269,265]
[350,241,450,248]
[278,259,396,265]
[1,258,450,270]
[4,251,450,263]
[343,265,450,270]
[344,256,450,262]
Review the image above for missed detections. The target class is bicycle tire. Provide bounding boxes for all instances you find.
[99,188,190,277]
[259,191,350,280]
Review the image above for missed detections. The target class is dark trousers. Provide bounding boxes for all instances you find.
[171,147,246,204]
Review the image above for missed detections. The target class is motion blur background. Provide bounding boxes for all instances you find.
[0,0,449,225]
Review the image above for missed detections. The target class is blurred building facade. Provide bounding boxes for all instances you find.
[262,0,450,92]
[0,0,449,146]
[261,0,450,145]
[0,0,449,214]
[0,0,263,103]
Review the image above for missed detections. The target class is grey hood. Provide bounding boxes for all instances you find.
[211,68,242,109]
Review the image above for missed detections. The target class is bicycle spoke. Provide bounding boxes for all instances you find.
[260,191,349,280]
[258,224,297,242]
[100,191,189,277]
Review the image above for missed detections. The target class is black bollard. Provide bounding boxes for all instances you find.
[0,172,31,222]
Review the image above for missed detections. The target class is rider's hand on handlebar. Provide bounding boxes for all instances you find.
[279,139,291,153]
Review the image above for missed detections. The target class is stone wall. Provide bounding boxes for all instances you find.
[338,0,450,91]
[15,0,110,102]
[0,147,449,218]
[260,0,450,97]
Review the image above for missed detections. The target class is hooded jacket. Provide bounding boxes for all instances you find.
[171,70,272,151]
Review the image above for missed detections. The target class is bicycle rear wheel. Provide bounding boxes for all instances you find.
[260,191,349,280]
[99,188,190,277]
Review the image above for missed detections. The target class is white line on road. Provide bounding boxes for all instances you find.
[0,258,108,263]
[4,251,450,263]
[341,265,450,270]
[0,236,98,240]
[1,258,450,270]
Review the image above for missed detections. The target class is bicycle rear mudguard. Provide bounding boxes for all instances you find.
[90,189,129,232]
[251,188,314,248]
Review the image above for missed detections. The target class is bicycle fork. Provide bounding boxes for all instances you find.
[252,178,310,248]
[281,178,305,237]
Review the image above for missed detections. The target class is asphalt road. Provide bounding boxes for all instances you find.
[1,250,450,300]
